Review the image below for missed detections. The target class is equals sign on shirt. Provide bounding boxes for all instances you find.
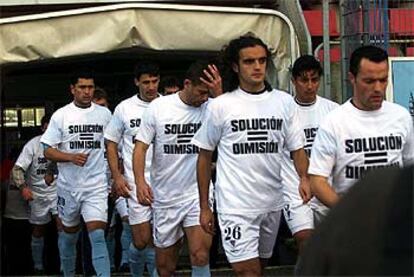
[247,131,268,141]
[79,133,94,141]
[177,134,193,144]
[364,152,388,165]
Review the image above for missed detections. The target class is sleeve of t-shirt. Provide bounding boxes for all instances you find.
[15,139,34,171]
[40,111,62,147]
[192,101,222,151]
[285,99,305,152]
[135,102,156,145]
[308,119,337,178]
[402,117,414,166]
[104,106,123,144]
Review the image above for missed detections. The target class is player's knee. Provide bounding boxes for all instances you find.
[156,259,175,276]
[232,261,261,277]
[190,249,209,266]
[132,238,147,250]
[132,232,151,249]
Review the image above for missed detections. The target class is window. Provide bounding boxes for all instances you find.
[1,107,45,127]
[22,108,35,127]
[2,109,18,127]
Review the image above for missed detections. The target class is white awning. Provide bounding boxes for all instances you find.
[0,3,299,89]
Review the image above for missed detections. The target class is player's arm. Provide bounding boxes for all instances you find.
[11,165,33,201]
[310,174,339,208]
[291,148,311,203]
[197,148,215,235]
[133,140,153,206]
[43,144,88,166]
[44,161,57,186]
[106,140,130,197]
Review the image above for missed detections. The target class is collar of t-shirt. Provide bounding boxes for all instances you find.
[295,96,318,110]
[71,101,95,112]
[347,99,385,117]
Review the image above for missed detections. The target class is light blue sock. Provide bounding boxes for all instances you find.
[144,247,156,277]
[129,243,146,277]
[88,229,110,277]
[191,264,211,277]
[120,221,132,266]
[106,228,116,270]
[31,235,44,270]
[58,230,79,277]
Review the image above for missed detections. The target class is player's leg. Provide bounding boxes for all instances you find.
[258,210,282,268]
[83,188,110,277]
[153,204,187,276]
[31,224,47,273]
[155,242,181,277]
[128,182,154,276]
[106,210,117,272]
[117,196,131,271]
[56,187,82,276]
[283,203,314,253]
[183,198,213,277]
[29,196,52,273]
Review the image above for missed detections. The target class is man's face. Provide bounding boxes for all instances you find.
[233,45,267,91]
[93,98,108,107]
[164,86,180,95]
[135,74,160,102]
[184,80,209,107]
[349,58,388,111]
[71,78,95,107]
[292,70,321,103]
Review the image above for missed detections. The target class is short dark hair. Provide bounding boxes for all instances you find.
[185,60,210,86]
[93,87,108,101]
[160,76,181,91]
[70,69,95,85]
[41,114,51,126]
[292,55,323,79]
[349,45,388,76]
[221,34,271,92]
[134,61,160,80]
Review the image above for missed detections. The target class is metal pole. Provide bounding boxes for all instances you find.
[339,0,349,102]
[323,0,331,99]
[362,0,370,45]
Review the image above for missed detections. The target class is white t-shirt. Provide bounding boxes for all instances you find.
[281,96,339,209]
[104,95,153,183]
[135,93,208,207]
[192,88,304,214]
[309,100,414,194]
[40,102,112,191]
[15,135,57,198]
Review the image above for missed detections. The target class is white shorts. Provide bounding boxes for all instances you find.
[153,198,200,248]
[283,202,314,235]
[109,197,129,228]
[29,193,58,225]
[57,186,108,227]
[115,197,129,219]
[313,207,329,227]
[218,210,282,263]
[127,181,152,225]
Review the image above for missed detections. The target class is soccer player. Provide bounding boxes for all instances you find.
[11,114,60,274]
[192,35,310,277]
[309,45,414,208]
[41,70,112,276]
[159,75,181,95]
[281,55,339,253]
[104,61,160,276]
[133,60,221,277]
[93,87,110,108]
